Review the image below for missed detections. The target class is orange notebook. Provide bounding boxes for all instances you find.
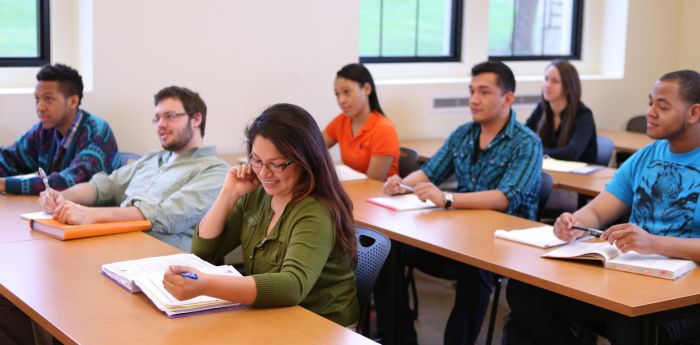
[29,219,152,240]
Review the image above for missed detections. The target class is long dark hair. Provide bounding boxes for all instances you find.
[336,63,384,115]
[245,103,356,262]
[538,60,582,147]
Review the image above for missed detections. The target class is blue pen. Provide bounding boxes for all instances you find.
[572,225,604,237]
[179,272,199,280]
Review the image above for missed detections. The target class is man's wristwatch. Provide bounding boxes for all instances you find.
[443,191,453,209]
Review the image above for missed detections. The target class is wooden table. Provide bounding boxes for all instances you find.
[344,179,700,344]
[0,196,376,345]
[547,167,617,197]
[598,129,653,153]
[0,195,49,243]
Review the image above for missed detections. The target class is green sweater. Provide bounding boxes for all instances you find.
[191,186,359,326]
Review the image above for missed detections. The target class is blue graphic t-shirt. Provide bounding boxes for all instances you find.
[605,140,700,237]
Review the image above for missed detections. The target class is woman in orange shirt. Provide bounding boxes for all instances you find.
[323,63,400,181]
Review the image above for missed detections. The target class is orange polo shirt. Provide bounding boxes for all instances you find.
[325,112,400,177]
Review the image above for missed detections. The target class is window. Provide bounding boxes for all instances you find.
[488,0,583,61]
[360,0,463,63]
[0,0,50,67]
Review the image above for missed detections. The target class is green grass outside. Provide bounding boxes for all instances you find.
[488,0,515,55]
[0,0,38,57]
[360,0,447,58]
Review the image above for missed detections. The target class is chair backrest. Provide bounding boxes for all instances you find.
[119,152,141,167]
[596,136,614,166]
[354,226,391,327]
[539,171,554,213]
[398,147,420,178]
[625,115,647,133]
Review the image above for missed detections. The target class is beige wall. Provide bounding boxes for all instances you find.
[0,1,696,151]
[679,0,700,71]
[0,0,357,154]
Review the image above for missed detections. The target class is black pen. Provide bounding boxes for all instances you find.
[572,225,604,237]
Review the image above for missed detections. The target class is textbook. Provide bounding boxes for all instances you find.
[542,156,602,174]
[29,218,151,240]
[367,194,437,211]
[542,241,697,280]
[102,253,246,317]
[494,225,569,248]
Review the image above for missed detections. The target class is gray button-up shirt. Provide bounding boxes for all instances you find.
[89,146,229,250]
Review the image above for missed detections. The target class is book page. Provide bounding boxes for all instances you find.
[367,194,436,211]
[542,241,621,261]
[335,164,367,181]
[494,225,568,248]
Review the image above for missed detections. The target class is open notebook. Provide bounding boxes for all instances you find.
[542,241,697,280]
[102,253,247,317]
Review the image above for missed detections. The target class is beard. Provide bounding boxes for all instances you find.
[162,122,195,152]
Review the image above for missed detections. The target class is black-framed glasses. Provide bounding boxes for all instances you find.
[152,112,188,124]
[247,154,294,173]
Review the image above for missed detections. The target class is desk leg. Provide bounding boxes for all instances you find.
[641,314,659,345]
[373,240,406,345]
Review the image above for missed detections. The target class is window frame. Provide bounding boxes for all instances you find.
[360,0,464,64]
[0,0,51,67]
[489,0,584,62]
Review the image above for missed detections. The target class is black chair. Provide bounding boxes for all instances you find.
[626,115,646,133]
[355,225,391,336]
[118,152,141,167]
[484,171,554,345]
[596,136,614,167]
[398,147,420,178]
[617,115,647,166]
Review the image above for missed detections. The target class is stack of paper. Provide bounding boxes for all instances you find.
[367,194,436,211]
[494,225,568,248]
[542,157,601,174]
[335,164,367,181]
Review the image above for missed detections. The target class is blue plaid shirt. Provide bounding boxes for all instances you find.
[421,110,543,220]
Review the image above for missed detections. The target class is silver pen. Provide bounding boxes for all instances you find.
[398,183,415,192]
[37,167,57,203]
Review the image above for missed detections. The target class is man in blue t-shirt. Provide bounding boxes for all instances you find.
[506,70,700,345]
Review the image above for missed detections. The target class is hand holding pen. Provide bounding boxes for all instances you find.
[553,212,592,242]
[163,265,204,301]
[37,167,64,213]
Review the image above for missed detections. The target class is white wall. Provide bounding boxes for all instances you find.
[0,0,358,154]
[0,1,696,151]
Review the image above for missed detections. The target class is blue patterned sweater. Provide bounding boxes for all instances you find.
[0,110,119,195]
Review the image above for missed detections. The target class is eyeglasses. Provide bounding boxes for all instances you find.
[152,112,188,124]
[248,155,294,173]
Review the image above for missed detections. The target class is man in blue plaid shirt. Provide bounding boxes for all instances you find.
[381,61,543,345]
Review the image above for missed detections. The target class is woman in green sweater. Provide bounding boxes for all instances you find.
[163,103,359,326]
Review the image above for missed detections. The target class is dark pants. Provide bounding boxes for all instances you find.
[505,279,700,345]
[0,295,35,345]
[392,245,495,345]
